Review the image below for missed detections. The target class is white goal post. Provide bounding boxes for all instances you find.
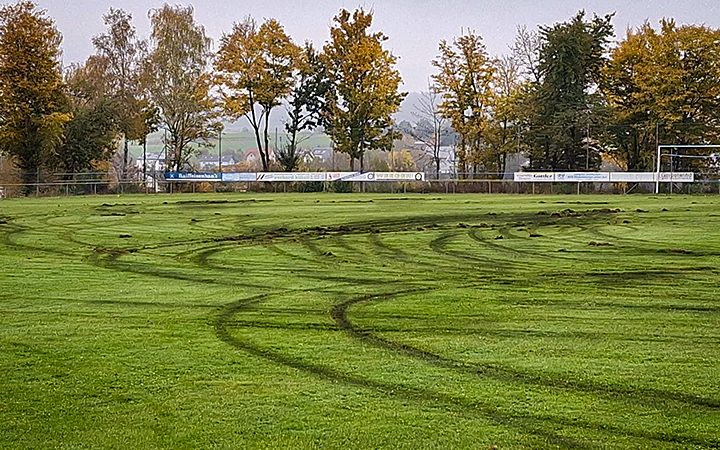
[655,144,720,194]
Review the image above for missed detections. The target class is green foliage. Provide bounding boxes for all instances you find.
[524,11,614,171]
[278,43,330,172]
[145,5,219,172]
[322,9,405,171]
[54,100,117,176]
[0,0,70,191]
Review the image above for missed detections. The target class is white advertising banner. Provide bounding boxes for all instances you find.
[513,172,555,182]
[213,172,427,182]
[554,172,610,182]
[221,173,257,182]
[514,172,695,183]
[658,172,694,182]
[609,172,655,182]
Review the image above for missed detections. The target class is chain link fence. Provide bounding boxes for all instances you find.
[2,171,720,198]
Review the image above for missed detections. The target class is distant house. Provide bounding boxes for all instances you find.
[135,153,166,173]
[244,148,275,168]
[196,156,237,171]
[304,147,333,165]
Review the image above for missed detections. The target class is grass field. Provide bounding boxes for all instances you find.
[1,193,719,449]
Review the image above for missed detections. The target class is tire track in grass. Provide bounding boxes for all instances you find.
[467,229,583,263]
[428,231,531,272]
[214,289,591,449]
[329,292,720,447]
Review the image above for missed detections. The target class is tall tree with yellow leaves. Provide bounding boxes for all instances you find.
[0,1,70,193]
[432,31,495,176]
[92,8,147,180]
[145,5,219,172]
[322,9,405,171]
[215,17,299,172]
[603,20,720,171]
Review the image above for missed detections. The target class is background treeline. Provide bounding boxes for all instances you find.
[1,1,719,194]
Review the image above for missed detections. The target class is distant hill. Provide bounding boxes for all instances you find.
[128,92,426,157]
[222,91,426,131]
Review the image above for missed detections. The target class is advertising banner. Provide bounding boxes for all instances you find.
[165,172,222,182]
[221,173,257,182]
[609,172,655,182]
[515,172,695,183]
[216,172,427,182]
[658,172,694,182]
[513,172,555,182]
[554,172,610,182]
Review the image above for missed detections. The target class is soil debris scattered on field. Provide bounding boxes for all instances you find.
[661,248,694,255]
[588,241,612,247]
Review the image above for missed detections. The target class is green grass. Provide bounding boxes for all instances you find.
[1,193,719,449]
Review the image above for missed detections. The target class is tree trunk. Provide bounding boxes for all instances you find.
[262,109,271,172]
[122,137,129,181]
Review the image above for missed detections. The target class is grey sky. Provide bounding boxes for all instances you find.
[37,0,720,91]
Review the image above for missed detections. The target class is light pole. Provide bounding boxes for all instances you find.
[218,129,223,174]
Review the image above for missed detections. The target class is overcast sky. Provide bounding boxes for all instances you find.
[35,0,720,91]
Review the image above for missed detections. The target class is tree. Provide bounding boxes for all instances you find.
[0,1,70,192]
[322,9,405,171]
[410,86,450,179]
[215,17,300,172]
[511,25,542,83]
[525,11,614,171]
[602,21,720,171]
[432,31,495,176]
[484,55,524,176]
[278,43,329,172]
[145,5,219,172]
[92,8,146,180]
[55,61,118,177]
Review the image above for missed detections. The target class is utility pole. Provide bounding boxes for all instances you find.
[218,130,223,173]
[586,125,590,170]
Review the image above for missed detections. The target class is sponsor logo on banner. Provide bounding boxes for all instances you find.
[658,172,694,182]
[165,172,221,181]
[555,172,610,182]
[513,172,555,182]
[221,173,257,182]
[256,172,327,182]
[203,172,429,182]
[374,172,425,181]
[609,172,655,182]
[514,171,696,183]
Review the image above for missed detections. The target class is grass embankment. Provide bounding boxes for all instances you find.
[0,194,718,449]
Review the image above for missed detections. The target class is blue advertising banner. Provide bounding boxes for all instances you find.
[165,172,222,182]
